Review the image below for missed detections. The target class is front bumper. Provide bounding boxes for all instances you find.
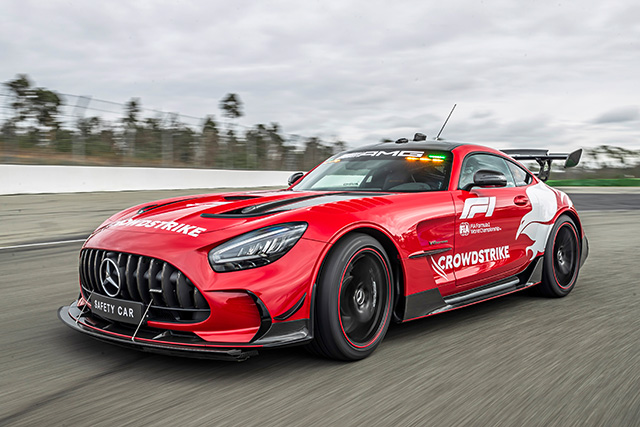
[59,300,311,361]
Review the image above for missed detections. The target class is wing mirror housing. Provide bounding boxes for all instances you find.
[464,169,508,191]
[288,172,304,187]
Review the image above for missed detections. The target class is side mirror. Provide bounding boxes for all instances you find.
[288,172,304,186]
[464,169,507,191]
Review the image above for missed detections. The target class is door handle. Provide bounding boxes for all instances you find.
[514,195,529,206]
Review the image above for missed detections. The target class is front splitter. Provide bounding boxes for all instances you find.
[58,302,258,362]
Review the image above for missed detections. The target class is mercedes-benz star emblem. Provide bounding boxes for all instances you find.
[99,258,122,297]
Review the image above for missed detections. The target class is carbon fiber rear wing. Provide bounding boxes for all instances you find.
[501,148,582,181]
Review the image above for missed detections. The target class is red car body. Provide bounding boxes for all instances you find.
[59,141,588,361]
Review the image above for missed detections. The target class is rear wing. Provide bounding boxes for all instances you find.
[501,148,582,181]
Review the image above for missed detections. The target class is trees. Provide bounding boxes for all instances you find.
[267,123,285,170]
[138,117,162,161]
[219,93,245,168]
[123,98,141,127]
[78,116,112,158]
[0,75,347,169]
[225,129,246,168]
[123,98,140,157]
[201,116,220,167]
[31,87,63,145]
[4,74,63,147]
[169,114,195,164]
[32,88,62,131]
[245,124,269,169]
[5,74,32,124]
[300,137,340,170]
[219,93,244,120]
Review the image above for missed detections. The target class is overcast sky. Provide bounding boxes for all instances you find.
[1,0,639,151]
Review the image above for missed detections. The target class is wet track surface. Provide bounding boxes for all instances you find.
[1,191,639,426]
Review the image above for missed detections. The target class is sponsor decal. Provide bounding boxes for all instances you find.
[516,183,558,260]
[109,218,207,238]
[553,188,573,209]
[459,221,502,236]
[436,245,510,271]
[460,197,496,219]
[429,239,448,245]
[430,257,449,281]
[336,150,425,160]
[429,245,510,281]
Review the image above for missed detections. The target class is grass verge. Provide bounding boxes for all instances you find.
[546,178,640,187]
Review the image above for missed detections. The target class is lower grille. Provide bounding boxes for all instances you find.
[80,249,210,323]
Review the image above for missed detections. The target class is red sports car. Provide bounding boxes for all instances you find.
[59,137,588,361]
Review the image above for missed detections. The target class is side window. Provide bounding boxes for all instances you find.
[458,154,516,190]
[506,161,533,186]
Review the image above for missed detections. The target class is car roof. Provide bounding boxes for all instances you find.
[341,139,467,153]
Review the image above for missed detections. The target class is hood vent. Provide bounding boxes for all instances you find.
[201,192,391,219]
[202,194,328,219]
[223,195,261,201]
[137,198,195,214]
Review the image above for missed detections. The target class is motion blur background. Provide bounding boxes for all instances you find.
[1,1,640,426]
[1,0,640,183]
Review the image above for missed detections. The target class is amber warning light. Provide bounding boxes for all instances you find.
[406,154,446,163]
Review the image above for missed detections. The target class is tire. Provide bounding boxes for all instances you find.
[308,233,394,361]
[538,215,581,298]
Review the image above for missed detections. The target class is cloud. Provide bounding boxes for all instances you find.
[2,0,640,152]
[592,107,639,124]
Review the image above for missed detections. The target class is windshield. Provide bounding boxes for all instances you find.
[293,150,452,192]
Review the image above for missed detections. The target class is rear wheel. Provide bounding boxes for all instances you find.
[309,234,393,360]
[539,215,581,297]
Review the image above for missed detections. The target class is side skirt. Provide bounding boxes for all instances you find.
[400,256,543,322]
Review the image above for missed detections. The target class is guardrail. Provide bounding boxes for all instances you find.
[0,164,294,195]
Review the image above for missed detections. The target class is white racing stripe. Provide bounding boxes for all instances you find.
[0,238,87,251]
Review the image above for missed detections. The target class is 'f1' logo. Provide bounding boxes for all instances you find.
[460,197,496,219]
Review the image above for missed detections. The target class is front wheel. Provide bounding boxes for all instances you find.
[539,215,581,297]
[309,234,393,360]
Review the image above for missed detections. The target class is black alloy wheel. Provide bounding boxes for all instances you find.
[553,223,579,289]
[539,215,581,297]
[309,233,393,360]
[339,248,388,347]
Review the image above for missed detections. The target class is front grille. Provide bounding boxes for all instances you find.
[80,249,210,323]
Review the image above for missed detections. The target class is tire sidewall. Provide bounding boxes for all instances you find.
[542,215,580,297]
[316,234,393,360]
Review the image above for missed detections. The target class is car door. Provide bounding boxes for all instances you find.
[414,192,457,290]
[445,153,531,294]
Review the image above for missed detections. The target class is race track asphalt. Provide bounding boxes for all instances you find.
[1,190,639,426]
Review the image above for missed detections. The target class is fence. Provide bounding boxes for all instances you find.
[0,89,342,171]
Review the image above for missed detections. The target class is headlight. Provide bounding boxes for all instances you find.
[208,223,307,272]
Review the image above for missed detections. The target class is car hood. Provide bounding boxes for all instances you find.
[87,190,391,247]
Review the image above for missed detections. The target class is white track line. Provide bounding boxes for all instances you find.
[0,238,87,251]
